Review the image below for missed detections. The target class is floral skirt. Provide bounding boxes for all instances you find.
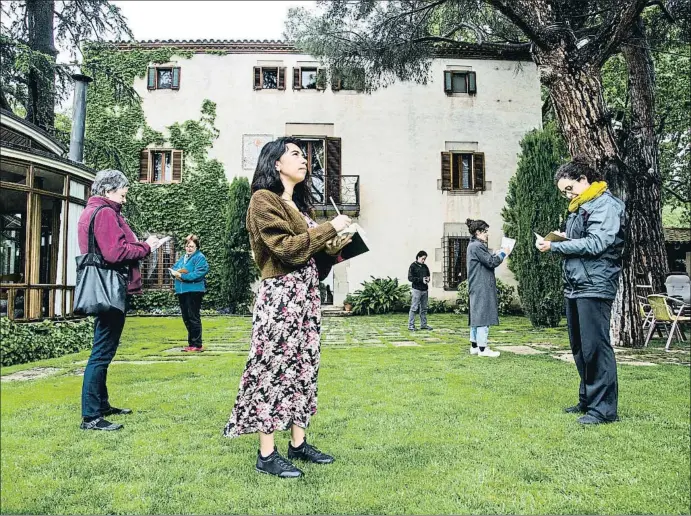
[223,259,322,438]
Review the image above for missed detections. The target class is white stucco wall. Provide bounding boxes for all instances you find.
[136,51,542,302]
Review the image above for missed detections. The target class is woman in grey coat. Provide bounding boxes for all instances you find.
[466,219,511,357]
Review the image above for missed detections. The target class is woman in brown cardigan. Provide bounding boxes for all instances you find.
[223,137,352,478]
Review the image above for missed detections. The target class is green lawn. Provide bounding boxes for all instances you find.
[1,314,689,515]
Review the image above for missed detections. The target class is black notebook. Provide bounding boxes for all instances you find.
[337,223,370,262]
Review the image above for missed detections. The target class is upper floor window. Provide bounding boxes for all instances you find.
[139,149,183,184]
[293,67,325,90]
[443,71,477,95]
[147,67,181,91]
[253,67,286,90]
[440,151,485,192]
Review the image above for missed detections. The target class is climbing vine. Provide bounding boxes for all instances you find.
[82,45,231,308]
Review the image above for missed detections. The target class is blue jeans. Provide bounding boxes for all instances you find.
[408,289,429,328]
[470,326,489,347]
[81,309,126,418]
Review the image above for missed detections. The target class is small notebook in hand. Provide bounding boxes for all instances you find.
[337,223,370,261]
[534,231,571,242]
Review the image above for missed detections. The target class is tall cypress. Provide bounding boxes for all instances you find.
[502,123,568,327]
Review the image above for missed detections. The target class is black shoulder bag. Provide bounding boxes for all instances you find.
[73,205,128,315]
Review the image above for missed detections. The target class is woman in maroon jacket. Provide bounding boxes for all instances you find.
[77,169,159,431]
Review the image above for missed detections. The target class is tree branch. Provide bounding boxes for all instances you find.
[442,22,485,44]
[580,0,649,66]
[663,185,691,204]
[645,0,675,21]
[485,0,557,50]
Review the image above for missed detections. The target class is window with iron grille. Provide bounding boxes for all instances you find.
[442,236,471,290]
[141,238,178,290]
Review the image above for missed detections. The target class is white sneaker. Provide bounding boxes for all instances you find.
[478,347,500,357]
[469,346,478,355]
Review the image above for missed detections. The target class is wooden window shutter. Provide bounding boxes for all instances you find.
[293,67,301,89]
[468,71,477,94]
[331,70,342,91]
[139,149,151,182]
[278,67,286,90]
[443,71,452,94]
[326,137,342,204]
[147,68,156,90]
[172,150,183,182]
[172,67,181,90]
[316,68,326,90]
[441,152,452,190]
[253,67,262,90]
[473,152,485,190]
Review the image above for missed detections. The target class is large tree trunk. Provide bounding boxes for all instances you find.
[535,45,649,347]
[609,18,668,347]
[25,0,57,130]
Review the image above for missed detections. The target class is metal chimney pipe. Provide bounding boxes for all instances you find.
[68,73,93,163]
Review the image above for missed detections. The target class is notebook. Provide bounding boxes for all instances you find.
[336,223,370,261]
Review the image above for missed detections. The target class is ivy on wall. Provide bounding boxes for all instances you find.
[82,45,232,308]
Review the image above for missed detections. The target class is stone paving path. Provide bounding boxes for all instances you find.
[3,316,688,382]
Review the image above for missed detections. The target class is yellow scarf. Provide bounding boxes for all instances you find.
[568,181,608,213]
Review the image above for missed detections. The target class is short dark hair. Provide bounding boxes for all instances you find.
[466,218,489,236]
[553,160,602,184]
[185,234,200,250]
[251,137,314,213]
[416,250,427,259]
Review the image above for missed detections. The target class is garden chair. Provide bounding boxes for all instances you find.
[638,295,654,331]
[665,273,690,304]
[645,295,690,351]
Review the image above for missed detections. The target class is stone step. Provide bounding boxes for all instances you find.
[321,305,354,317]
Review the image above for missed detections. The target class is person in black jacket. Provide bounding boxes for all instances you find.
[408,250,433,331]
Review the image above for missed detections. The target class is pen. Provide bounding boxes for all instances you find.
[329,196,341,217]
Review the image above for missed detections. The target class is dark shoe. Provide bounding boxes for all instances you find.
[80,417,123,431]
[408,327,417,331]
[420,325,434,331]
[103,406,132,416]
[256,447,303,478]
[288,440,335,464]
[577,414,612,425]
[564,405,587,414]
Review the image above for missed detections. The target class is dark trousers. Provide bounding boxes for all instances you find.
[565,297,618,421]
[81,309,126,419]
[179,292,203,347]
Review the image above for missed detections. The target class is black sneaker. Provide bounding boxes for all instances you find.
[578,414,613,425]
[288,440,335,464]
[256,447,303,478]
[80,417,123,431]
[408,327,418,331]
[420,325,434,331]
[103,407,132,416]
[564,405,587,414]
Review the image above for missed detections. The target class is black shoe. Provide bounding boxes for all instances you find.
[578,414,612,425]
[256,447,303,478]
[564,405,587,414]
[420,325,434,331]
[288,440,335,464]
[80,417,123,431]
[408,327,418,331]
[103,407,132,416]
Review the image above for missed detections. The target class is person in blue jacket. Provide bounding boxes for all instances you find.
[170,234,209,352]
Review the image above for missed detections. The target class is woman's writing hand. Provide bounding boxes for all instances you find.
[329,215,352,232]
[170,269,182,280]
[536,240,551,253]
[324,235,353,256]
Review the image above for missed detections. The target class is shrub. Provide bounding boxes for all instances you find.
[427,298,456,314]
[502,123,568,327]
[225,176,257,313]
[350,277,411,315]
[455,279,518,315]
[1,317,95,367]
[127,290,178,313]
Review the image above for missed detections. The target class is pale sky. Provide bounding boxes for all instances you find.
[111,0,316,41]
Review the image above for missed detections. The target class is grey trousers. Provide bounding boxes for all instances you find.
[408,288,428,328]
[565,297,618,422]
